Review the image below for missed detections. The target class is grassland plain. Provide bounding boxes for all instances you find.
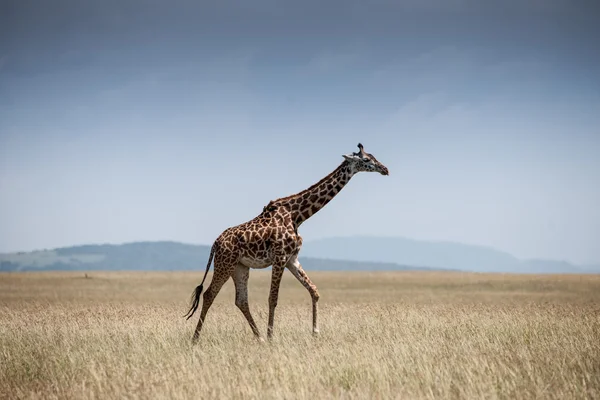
[1,271,599,399]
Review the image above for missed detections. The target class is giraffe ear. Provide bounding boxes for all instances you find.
[343,153,359,161]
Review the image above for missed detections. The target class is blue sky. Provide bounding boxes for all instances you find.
[1,0,599,264]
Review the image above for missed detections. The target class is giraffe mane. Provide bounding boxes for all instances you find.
[270,160,349,205]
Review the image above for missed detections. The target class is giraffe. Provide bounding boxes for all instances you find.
[184,143,389,343]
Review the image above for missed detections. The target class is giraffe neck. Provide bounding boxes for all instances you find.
[272,161,356,227]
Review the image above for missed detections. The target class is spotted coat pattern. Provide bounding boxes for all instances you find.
[187,143,389,342]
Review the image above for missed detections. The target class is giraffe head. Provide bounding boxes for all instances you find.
[342,143,389,176]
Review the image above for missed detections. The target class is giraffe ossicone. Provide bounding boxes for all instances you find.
[184,143,389,343]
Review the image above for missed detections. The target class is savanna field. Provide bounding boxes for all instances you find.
[1,271,599,399]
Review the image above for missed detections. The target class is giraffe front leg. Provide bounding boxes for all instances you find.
[267,264,285,340]
[286,256,320,335]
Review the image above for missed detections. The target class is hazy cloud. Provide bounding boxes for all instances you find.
[1,0,599,264]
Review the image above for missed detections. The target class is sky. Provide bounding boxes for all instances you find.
[1,0,599,264]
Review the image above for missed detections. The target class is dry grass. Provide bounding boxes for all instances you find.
[1,271,599,399]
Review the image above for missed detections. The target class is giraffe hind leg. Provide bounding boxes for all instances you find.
[233,263,263,340]
[191,258,234,343]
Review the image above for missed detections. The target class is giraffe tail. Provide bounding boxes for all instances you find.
[183,243,216,320]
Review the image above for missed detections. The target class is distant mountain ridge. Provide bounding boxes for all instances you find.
[1,238,597,274]
[0,241,433,273]
[302,236,600,274]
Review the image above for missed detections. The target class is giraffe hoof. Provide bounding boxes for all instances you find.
[257,337,266,343]
[313,329,320,336]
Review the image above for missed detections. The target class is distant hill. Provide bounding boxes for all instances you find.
[0,241,433,272]
[2,238,597,274]
[302,236,600,274]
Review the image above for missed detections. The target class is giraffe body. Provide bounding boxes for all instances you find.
[213,206,303,272]
[185,143,389,342]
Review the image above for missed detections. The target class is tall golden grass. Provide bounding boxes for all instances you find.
[1,271,599,399]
